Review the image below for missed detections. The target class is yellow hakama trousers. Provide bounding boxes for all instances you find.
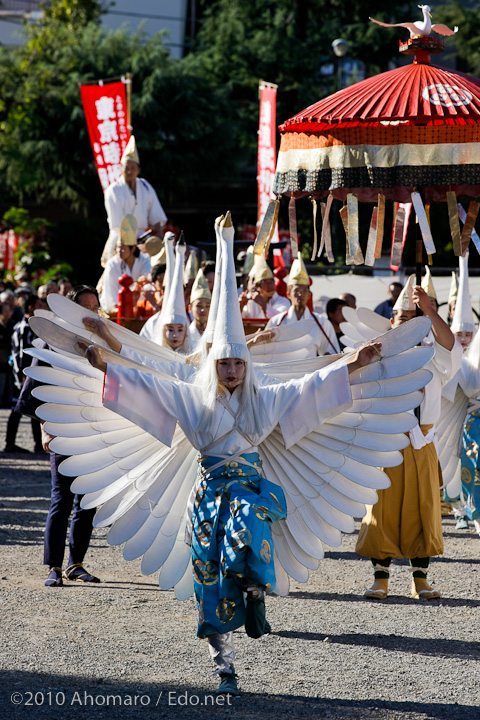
[356,425,443,560]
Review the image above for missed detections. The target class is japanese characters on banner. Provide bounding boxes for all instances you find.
[257,82,279,251]
[79,81,130,192]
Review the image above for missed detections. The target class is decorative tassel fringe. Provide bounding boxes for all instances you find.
[288,196,298,259]
[411,192,436,256]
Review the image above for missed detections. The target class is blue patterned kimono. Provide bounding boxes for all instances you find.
[191,453,286,638]
[460,407,480,521]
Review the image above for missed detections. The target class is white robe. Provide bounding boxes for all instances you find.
[104,176,167,260]
[100,252,151,314]
[266,306,340,355]
[103,362,352,452]
[241,292,290,319]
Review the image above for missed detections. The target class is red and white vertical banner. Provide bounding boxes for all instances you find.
[257,81,279,254]
[79,80,130,192]
[0,229,18,271]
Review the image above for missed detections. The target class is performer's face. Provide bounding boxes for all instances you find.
[455,331,473,350]
[164,323,186,349]
[391,310,415,328]
[287,283,311,311]
[123,160,140,183]
[191,298,211,324]
[216,358,246,391]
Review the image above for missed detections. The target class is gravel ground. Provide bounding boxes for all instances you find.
[0,409,479,720]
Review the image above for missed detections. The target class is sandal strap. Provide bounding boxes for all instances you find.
[64,563,85,579]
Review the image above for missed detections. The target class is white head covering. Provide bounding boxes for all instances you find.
[121,135,140,166]
[448,271,458,307]
[287,255,310,286]
[183,248,198,285]
[161,240,188,327]
[190,269,212,304]
[421,265,437,300]
[211,213,249,362]
[393,274,416,313]
[451,252,475,334]
[249,253,274,283]
[161,232,176,299]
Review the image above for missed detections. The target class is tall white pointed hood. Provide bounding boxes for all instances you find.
[202,216,223,347]
[161,239,188,326]
[451,252,475,334]
[161,232,176,308]
[211,212,249,362]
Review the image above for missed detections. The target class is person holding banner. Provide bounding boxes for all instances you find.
[102,136,167,267]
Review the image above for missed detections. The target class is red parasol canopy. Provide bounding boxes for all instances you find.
[274,39,480,203]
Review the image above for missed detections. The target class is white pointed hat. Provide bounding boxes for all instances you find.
[160,232,176,300]
[183,248,198,285]
[249,253,273,283]
[393,274,416,313]
[421,265,437,300]
[120,214,137,245]
[451,253,475,334]
[121,135,140,166]
[201,217,223,348]
[161,240,188,326]
[448,271,458,306]
[242,245,255,275]
[190,269,212,304]
[287,254,310,286]
[211,212,249,361]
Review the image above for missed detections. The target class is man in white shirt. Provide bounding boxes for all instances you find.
[240,253,290,319]
[102,135,167,267]
[266,255,339,355]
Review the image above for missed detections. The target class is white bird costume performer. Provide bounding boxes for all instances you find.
[438,253,480,532]
[26,214,434,695]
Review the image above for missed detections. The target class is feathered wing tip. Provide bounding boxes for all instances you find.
[45,293,180,363]
[451,252,475,334]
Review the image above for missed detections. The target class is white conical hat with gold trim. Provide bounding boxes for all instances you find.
[121,135,140,166]
[448,271,458,306]
[120,214,137,246]
[393,274,416,313]
[287,254,310,286]
[242,245,255,275]
[211,213,249,361]
[161,240,188,327]
[451,253,475,334]
[190,269,212,304]
[161,232,176,298]
[421,265,437,300]
[249,253,273,283]
[183,249,198,284]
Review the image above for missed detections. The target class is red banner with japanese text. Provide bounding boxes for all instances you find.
[80,81,130,192]
[257,82,279,250]
[0,229,18,271]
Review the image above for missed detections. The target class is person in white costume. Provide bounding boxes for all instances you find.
[139,236,190,354]
[85,212,385,694]
[27,214,434,696]
[439,252,480,533]
[99,215,151,314]
[266,254,339,355]
[240,253,290,319]
[102,136,167,267]
[188,269,211,349]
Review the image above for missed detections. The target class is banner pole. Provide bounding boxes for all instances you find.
[126,72,133,131]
